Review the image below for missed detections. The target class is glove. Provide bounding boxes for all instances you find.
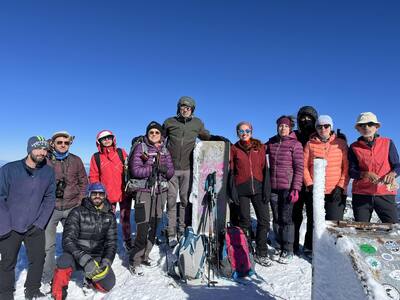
[0,231,11,241]
[331,186,344,201]
[306,185,313,193]
[158,164,168,175]
[289,190,299,203]
[91,259,111,282]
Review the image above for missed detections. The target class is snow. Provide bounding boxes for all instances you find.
[13,212,312,300]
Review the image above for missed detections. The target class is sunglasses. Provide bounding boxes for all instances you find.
[358,122,377,129]
[91,192,105,197]
[99,136,113,142]
[55,141,71,146]
[238,129,252,135]
[316,124,331,130]
[180,105,192,111]
[149,130,161,135]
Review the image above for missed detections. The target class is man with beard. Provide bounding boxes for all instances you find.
[51,182,117,300]
[292,106,318,257]
[0,136,55,300]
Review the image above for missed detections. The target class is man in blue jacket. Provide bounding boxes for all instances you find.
[0,136,56,300]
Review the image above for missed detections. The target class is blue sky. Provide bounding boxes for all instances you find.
[0,1,399,163]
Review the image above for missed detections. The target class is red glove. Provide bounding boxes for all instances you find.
[289,190,299,203]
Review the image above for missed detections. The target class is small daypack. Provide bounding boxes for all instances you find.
[172,227,206,281]
[219,226,255,279]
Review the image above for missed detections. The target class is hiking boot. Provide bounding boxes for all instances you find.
[168,237,178,248]
[269,247,281,261]
[24,288,46,299]
[129,264,144,276]
[303,247,313,260]
[123,239,133,252]
[254,255,272,267]
[142,258,158,268]
[278,251,294,264]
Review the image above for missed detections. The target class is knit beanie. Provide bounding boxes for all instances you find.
[146,121,163,136]
[27,136,48,153]
[316,115,334,129]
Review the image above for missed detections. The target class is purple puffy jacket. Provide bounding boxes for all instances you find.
[128,137,174,192]
[266,132,304,191]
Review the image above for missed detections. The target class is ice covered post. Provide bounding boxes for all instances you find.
[311,158,327,300]
[312,158,327,241]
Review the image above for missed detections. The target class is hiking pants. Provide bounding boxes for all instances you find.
[352,194,398,223]
[270,190,294,253]
[231,193,270,257]
[111,195,133,244]
[324,193,346,221]
[0,228,45,300]
[130,191,164,267]
[166,170,191,237]
[43,207,75,283]
[52,252,115,297]
[292,189,313,252]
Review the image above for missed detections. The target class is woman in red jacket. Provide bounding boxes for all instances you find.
[229,121,272,267]
[89,130,132,252]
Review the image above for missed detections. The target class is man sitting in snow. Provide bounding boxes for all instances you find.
[51,182,117,300]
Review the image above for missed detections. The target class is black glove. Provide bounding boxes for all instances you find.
[158,165,168,175]
[331,186,344,201]
[0,231,11,241]
[210,135,231,144]
[306,185,313,193]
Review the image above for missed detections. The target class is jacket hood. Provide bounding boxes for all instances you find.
[297,106,318,126]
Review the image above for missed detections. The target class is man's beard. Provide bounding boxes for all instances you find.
[30,153,45,164]
[91,197,104,207]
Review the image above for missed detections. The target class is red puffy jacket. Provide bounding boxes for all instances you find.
[89,131,127,203]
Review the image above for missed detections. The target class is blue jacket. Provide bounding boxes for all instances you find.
[0,159,56,236]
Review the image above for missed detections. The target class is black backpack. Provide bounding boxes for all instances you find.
[94,148,127,186]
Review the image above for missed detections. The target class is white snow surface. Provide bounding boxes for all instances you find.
[13,217,312,300]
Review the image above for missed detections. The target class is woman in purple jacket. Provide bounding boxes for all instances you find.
[128,121,174,275]
[266,116,304,264]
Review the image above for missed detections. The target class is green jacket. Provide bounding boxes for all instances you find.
[163,115,211,170]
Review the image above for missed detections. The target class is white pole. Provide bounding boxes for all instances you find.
[311,158,327,300]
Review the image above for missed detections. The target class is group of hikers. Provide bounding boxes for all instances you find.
[0,96,399,300]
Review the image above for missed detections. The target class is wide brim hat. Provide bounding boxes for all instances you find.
[355,112,381,129]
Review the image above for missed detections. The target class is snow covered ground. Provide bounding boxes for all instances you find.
[13,209,312,300]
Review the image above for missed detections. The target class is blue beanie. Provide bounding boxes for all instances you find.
[86,182,107,197]
[27,136,48,153]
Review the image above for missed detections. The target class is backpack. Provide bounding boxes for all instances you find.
[219,226,255,279]
[124,136,169,195]
[171,226,206,281]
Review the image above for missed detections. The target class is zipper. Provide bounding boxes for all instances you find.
[274,139,282,188]
[248,151,255,195]
[179,118,186,169]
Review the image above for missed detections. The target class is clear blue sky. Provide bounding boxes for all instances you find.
[1,1,399,163]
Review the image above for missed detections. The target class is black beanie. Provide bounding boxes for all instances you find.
[146,121,163,136]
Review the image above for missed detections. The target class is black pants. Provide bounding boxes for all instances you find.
[270,190,294,252]
[352,194,398,223]
[0,228,45,300]
[230,193,270,257]
[292,190,313,251]
[325,193,346,221]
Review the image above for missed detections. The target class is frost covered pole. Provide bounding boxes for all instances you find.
[312,158,327,240]
[311,158,327,300]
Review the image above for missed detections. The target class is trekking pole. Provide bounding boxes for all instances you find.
[205,172,218,286]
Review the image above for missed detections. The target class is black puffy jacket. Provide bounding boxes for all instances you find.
[62,198,117,264]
